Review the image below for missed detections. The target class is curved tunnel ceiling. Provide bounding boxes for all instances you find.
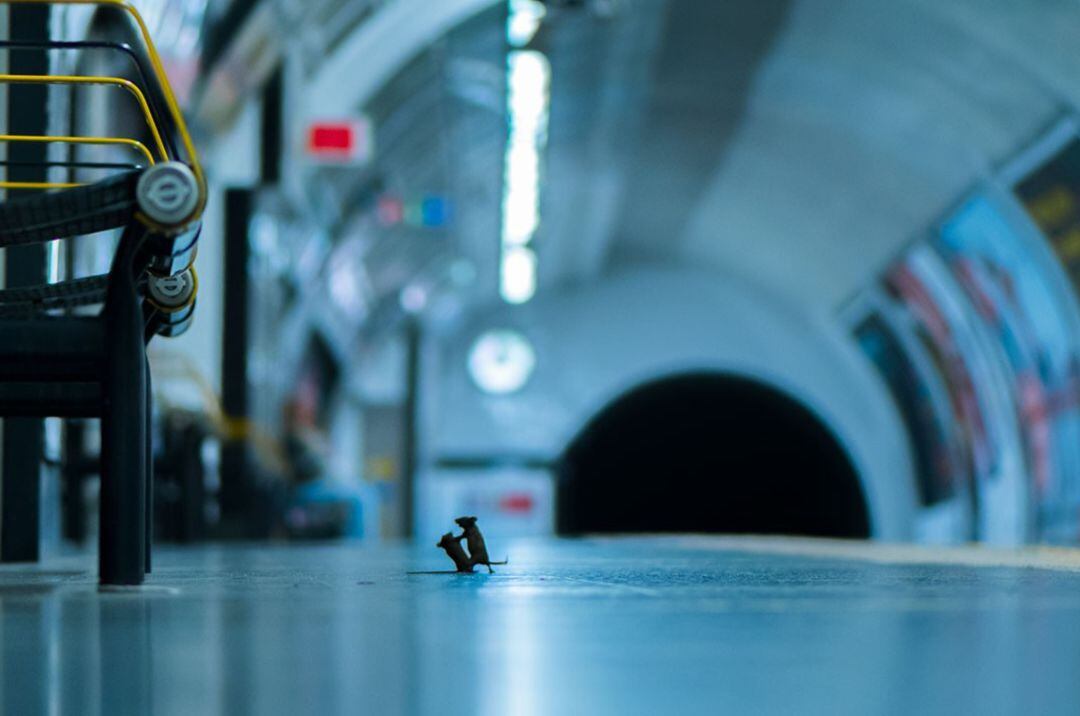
[196,0,1080,332]
[675,0,1080,312]
[287,0,1080,323]
[535,0,1080,313]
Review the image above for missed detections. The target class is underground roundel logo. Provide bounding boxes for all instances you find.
[155,274,187,299]
[138,163,199,225]
[148,270,196,309]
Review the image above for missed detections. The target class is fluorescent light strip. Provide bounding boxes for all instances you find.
[499,38,550,304]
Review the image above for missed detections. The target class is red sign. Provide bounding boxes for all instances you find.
[498,493,535,514]
[304,117,372,163]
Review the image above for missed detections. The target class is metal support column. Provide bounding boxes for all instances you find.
[401,319,421,538]
[0,3,48,563]
[219,188,253,526]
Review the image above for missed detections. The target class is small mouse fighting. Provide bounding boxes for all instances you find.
[435,516,509,573]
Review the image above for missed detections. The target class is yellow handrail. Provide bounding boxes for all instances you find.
[0,133,154,163]
[147,349,289,472]
[0,134,154,189]
[0,134,154,183]
[0,74,168,161]
[0,181,82,189]
[0,0,205,211]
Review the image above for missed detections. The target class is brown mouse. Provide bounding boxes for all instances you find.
[454,516,508,574]
[437,532,474,573]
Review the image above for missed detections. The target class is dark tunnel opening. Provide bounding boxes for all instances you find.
[557,373,871,538]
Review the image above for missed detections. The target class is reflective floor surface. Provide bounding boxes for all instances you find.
[2,536,1080,715]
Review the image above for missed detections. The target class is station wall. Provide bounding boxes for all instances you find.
[423,265,919,540]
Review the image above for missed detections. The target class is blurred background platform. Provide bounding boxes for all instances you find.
[3,536,1080,716]
[7,2,1080,713]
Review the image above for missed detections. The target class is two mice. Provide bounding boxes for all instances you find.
[437,516,508,574]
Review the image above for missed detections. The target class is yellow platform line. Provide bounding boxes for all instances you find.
[669,534,1080,574]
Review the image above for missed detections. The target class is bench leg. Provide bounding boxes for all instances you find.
[145,360,153,574]
[99,231,147,586]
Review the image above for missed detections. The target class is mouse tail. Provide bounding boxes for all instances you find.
[490,557,509,565]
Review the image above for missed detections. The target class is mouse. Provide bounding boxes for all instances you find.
[454,516,508,574]
[436,531,474,573]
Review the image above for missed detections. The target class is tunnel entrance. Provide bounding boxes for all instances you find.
[557,373,870,537]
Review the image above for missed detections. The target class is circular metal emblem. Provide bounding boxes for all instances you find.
[137,162,199,226]
[147,269,196,310]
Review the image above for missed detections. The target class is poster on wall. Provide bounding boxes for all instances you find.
[884,252,1002,492]
[1015,138,1080,288]
[936,193,1079,513]
[854,313,964,506]
[876,251,1002,503]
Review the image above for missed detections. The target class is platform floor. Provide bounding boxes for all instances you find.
[2,536,1080,715]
